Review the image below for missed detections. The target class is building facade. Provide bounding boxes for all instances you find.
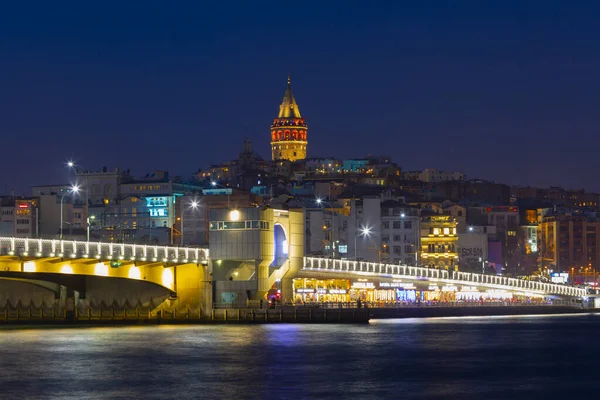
[0,197,39,238]
[538,212,600,274]
[348,198,420,265]
[420,214,459,270]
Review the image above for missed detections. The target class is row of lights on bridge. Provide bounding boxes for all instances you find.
[6,250,201,265]
[21,261,174,288]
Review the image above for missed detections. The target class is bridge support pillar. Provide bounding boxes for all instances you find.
[65,287,76,322]
[256,260,270,294]
[281,277,293,303]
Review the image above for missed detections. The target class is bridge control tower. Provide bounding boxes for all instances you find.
[208,207,304,305]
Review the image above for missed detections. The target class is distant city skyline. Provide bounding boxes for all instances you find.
[2,1,600,193]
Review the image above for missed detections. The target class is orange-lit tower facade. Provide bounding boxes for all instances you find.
[270,76,307,161]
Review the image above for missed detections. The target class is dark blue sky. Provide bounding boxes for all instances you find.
[1,1,599,194]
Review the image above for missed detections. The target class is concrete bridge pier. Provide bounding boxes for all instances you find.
[281,277,293,303]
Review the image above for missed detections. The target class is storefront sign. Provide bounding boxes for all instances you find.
[329,289,347,294]
[379,282,404,288]
[461,286,478,292]
[399,284,416,290]
[317,289,327,294]
[442,285,458,292]
[352,282,375,289]
[296,288,316,294]
[428,285,440,291]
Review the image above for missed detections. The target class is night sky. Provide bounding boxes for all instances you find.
[1,1,599,194]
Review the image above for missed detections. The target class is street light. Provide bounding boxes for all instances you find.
[316,197,336,258]
[354,225,372,260]
[66,160,89,208]
[181,200,200,246]
[60,185,80,240]
[86,215,96,242]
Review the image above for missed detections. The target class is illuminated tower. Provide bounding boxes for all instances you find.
[270,76,308,161]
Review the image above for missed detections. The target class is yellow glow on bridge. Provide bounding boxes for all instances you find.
[162,269,174,290]
[23,261,36,272]
[94,263,109,277]
[128,266,141,280]
[60,265,74,274]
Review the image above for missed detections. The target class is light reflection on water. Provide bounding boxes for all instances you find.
[1,314,599,399]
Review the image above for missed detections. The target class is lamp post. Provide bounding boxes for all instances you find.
[86,215,96,241]
[316,197,336,258]
[67,161,89,208]
[181,200,199,246]
[60,185,80,240]
[354,225,372,261]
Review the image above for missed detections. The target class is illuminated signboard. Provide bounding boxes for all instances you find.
[551,273,569,284]
[352,282,375,289]
[379,282,414,289]
[317,289,327,294]
[296,288,315,294]
[329,289,347,294]
[146,197,168,217]
[146,197,168,207]
[149,208,167,217]
[442,285,458,292]
[202,188,233,196]
[428,285,440,291]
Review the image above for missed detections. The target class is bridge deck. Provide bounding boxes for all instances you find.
[0,237,208,264]
[303,257,586,297]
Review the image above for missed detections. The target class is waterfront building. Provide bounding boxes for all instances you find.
[304,201,348,258]
[457,228,490,273]
[0,197,39,238]
[270,76,308,161]
[538,211,600,276]
[420,213,459,270]
[348,197,420,265]
[468,205,520,275]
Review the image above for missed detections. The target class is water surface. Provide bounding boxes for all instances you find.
[1,314,599,399]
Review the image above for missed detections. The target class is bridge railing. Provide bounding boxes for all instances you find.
[303,257,586,297]
[0,236,208,264]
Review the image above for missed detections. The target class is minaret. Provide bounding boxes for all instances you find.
[270,76,308,161]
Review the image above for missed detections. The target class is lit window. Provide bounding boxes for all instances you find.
[443,228,450,235]
[433,228,440,235]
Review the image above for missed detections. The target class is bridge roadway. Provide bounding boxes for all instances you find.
[303,257,586,298]
[0,236,209,294]
[0,237,586,301]
[0,236,208,264]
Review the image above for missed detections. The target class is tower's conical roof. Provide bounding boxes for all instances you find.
[278,76,302,118]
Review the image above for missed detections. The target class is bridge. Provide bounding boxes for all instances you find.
[0,236,588,323]
[0,236,208,264]
[0,236,211,320]
[302,257,586,298]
